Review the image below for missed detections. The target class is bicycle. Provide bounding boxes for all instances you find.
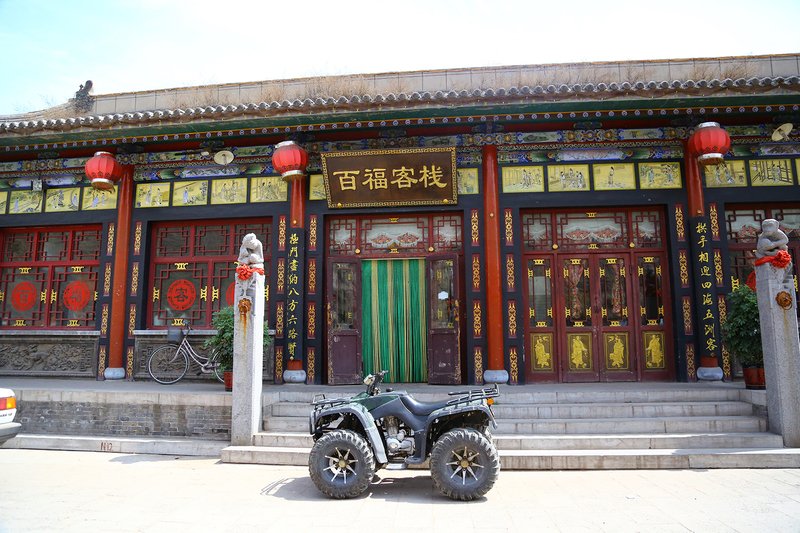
[147,325,225,384]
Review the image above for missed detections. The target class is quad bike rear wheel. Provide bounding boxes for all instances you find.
[430,428,500,501]
[309,429,376,499]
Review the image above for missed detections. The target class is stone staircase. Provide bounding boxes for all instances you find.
[221,384,800,469]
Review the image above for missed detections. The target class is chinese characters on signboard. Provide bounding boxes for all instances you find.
[321,147,457,208]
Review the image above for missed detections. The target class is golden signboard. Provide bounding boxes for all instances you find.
[321,147,457,208]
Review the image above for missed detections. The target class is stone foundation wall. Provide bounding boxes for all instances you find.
[14,390,234,441]
[0,333,98,377]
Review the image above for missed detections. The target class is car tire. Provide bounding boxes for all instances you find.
[309,429,376,499]
[430,428,500,501]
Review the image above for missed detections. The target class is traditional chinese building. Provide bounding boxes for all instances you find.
[1,54,799,386]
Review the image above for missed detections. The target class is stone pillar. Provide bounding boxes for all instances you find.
[755,223,800,447]
[231,234,266,446]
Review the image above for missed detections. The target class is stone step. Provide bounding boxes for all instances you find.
[272,388,743,405]
[221,445,800,470]
[265,414,767,434]
[494,415,767,434]
[268,400,753,419]
[252,431,783,451]
[5,433,228,457]
[493,432,785,450]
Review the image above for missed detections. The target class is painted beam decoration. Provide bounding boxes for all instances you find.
[321,147,457,208]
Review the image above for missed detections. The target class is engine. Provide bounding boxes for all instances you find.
[382,416,414,456]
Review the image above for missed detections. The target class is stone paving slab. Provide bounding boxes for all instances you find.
[4,449,799,532]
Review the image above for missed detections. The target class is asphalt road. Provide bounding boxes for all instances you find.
[1,449,799,532]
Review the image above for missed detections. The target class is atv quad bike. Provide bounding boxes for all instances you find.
[308,370,500,500]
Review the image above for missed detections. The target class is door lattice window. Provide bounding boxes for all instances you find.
[149,219,271,328]
[0,226,101,328]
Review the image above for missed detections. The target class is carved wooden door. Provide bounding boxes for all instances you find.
[427,255,462,384]
[326,259,362,384]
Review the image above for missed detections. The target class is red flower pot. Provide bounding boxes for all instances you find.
[742,366,766,390]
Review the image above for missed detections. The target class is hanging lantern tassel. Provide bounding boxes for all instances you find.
[687,122,731,166]
[85,151,122,191]
[272,141,308,182]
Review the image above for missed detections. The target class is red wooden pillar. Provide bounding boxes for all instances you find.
[283,177,307,379]
[481,144,508,383]
[290,179,305,229]
[105,165,133,379]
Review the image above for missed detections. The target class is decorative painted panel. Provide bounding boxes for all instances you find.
[507,300,518,338]
[531,332,554,371]
[604,332,629,370]
[473,346,484,384]
[505,254,516,292]
[309,215,318,251]
[471,209,480,247]
[638,162,681,189]
[567,333,592,370]
[509,347,519,384]
[682,296,693,335]
[675,204,685,241]
[133,221,142,255]
[504,209,514,246]
[643,331,666,369]
[472,255,481,292]
[501,165,544,193]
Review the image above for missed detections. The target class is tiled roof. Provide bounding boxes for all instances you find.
[3,55,800,136]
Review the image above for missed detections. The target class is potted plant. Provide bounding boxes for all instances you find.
[204,306,273,391]
[721,285,765,390]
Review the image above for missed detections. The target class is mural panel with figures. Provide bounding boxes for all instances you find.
[135,183,170,208]
[592,164,635,191]
[211,178,247,205]
[604,333,630,370]
[749,159,794,186]
[0,191,6,214]
[308,174,326,201]
[531,333,554,371]
[502,165,544,193]
[82,187,118,210]
[638,162,681,189]
[9,190,42,214]
[547,164,590,192]
[173,180,208,206]
[45,187,80,212]
[250,176,288,203]
[704,160,747,188]
[456,168,480,194]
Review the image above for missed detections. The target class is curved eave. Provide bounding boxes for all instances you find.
[1,84,799,150]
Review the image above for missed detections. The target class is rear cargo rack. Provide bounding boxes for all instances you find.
[446,383,499,407]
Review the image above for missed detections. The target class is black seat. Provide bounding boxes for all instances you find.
[400,395,451,417]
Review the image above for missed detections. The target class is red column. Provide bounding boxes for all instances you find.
[482,145,508,383]
[105,166,133,379]
[685,142,705,217]
[290,178,305,229]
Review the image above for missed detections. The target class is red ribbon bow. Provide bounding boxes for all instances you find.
[754,249,792,269]
[236,264,265,281]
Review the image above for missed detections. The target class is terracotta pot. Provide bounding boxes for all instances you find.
[223,371,233,392]
[699,356,718,367]
[742,366,766,390]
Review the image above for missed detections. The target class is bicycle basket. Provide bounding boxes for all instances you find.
[166,328,185,344]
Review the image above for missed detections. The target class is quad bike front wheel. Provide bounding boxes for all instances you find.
[430,428,500,501]
[308,429,376,499]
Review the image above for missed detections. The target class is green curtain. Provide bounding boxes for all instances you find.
[362,259,427,382]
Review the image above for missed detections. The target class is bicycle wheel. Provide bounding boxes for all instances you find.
[147,344,189,384]
[209,350,225,383]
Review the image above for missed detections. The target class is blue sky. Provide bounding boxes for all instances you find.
[1,0,798,116]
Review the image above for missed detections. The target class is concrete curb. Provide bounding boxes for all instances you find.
[2,434,228,457]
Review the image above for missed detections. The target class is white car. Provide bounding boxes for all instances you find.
[0,388,21,445]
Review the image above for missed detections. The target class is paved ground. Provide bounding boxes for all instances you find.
[1,449,799,532]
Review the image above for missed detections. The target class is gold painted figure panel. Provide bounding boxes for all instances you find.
[604,332,629,370]
[638,162,681,189]
[644,331,666,369]
[568,333,592,370]
[531,333,554,371]
[593,163,636,191]
[502,165,544,193]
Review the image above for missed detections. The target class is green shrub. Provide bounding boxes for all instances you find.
[203,306,273,372]
[721,286,763,368]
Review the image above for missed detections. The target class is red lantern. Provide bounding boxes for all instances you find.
[687,122,731,166]
[85,151,121,191]
[272,141,308,182]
